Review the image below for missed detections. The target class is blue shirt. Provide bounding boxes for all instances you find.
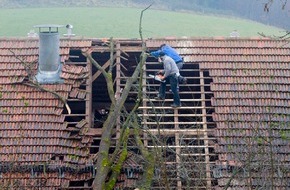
[150,44,183,63]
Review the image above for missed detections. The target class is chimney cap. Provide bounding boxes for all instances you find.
[34,24,64,33]
[34,24,64,28]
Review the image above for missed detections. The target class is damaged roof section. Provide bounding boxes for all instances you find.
[0,38,94,188]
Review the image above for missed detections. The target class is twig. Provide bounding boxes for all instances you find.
[139,3,153,41]
[23,81,71,114]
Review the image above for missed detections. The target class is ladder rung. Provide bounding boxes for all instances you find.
[142,121,212,125]
[146,145,215,148]
[143,98,211,102]
[138,114,211,117]
[146,129,213,134]
[139,106,214,109]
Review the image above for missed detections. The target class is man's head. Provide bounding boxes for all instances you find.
[158,52,165,63]
[159,44,166,49]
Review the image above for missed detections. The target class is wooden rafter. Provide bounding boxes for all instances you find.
[92,54,117,81]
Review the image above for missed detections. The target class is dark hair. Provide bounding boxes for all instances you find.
[159,44,166,48]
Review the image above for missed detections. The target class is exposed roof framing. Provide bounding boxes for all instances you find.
[0,37,289,189]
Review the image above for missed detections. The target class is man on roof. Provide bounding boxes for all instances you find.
[149,44,187,88]
[150,44,184,70]
[154,52,181,108]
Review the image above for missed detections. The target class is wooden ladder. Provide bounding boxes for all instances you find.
[139,61,216,189]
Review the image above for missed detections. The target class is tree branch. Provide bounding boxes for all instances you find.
[23,81,71,114]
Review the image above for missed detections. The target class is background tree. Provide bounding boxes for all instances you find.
[82,5,156,189]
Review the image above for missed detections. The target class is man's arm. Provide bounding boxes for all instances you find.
[150,50,162,58]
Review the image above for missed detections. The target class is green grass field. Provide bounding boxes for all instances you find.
[0,7,284,38]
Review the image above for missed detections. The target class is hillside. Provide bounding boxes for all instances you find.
[0,7,283,38]
[0,0,289,30]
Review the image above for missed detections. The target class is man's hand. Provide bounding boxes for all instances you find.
[158,57,162,63]
[157,74,165,81]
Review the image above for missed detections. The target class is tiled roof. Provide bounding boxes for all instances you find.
[0,38,93,188]
[1,36,290,189]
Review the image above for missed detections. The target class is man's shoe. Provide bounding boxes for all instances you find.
[178,76,187,84]
[154,96,165,100]
[171,103,181,108]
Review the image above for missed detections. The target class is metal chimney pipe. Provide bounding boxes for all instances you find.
[34,24,64,84]
[64,24,75,37]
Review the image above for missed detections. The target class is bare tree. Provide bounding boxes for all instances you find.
[82,4,155,190]
[264,0,288,12]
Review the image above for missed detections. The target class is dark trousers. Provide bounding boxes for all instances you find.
[176,61,184,89]
[159,74,181,105]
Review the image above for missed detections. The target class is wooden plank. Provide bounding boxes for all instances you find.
[67,99,89,101]
[141,121,213,125]
[125,90,213,94]
[146,145,215,148]
[91,46,142,52]
[138,106,214,109]
[138,113,212,117]
[132,91,213,94]
[65,61,87,65]
[86,57,93,128]
[174,108,182,189]
[142,98,211,102]
[157,161,217,165]
[147,129,214,135]
[200,70,212,189]
[181,153,217,156]
[63,114,87,116]
[66,122,79,124]
[146,68,200,72]
[119,76,211,79]
[86,128,103,136]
